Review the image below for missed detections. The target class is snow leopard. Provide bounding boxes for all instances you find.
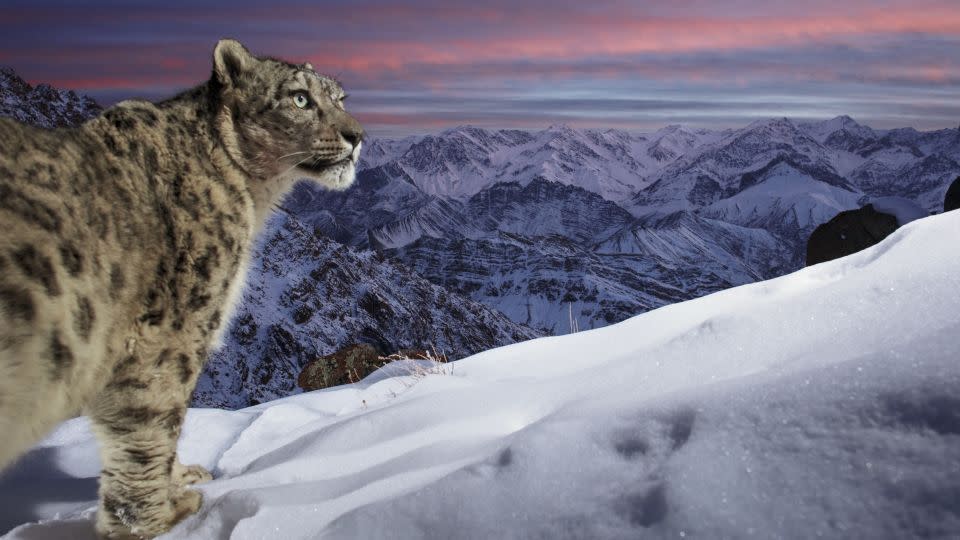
[0,39,363,538]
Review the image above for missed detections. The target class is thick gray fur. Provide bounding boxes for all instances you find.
[0,39,363,539]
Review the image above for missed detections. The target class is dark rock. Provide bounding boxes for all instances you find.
[231,312,258,345]
[297,343,382,391]
[292,304,313,324]
[297,345,441,392]
[806,205,900,266]
[945,176,960,213]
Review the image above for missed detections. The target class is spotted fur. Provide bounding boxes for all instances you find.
[0,39,363,539]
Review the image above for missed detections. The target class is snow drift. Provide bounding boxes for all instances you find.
[2,211,959,539]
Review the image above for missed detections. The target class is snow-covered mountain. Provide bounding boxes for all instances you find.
[0,67,101,128]
[194,215,540,409]
[295,117,959,332]
[290,173,790,333]
[359,124,670,203]
[5,210,959,539]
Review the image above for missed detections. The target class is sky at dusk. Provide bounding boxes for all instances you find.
[1,0,958,137]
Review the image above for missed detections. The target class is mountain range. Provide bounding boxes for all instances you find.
[292,117,960,334]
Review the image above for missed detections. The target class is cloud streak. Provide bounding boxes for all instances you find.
[1,0,958,134]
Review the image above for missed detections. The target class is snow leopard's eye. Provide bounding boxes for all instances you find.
[293,93,310,109]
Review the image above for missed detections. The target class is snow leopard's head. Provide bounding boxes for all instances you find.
[211,39,363,190]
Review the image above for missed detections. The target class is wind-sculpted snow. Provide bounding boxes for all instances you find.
[4,211,959,539]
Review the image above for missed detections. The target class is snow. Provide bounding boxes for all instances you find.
[378,124,683,204]
[800,115,876,144]
[3,211,959,539]
[870,196,930,226]
[701,161,861,230]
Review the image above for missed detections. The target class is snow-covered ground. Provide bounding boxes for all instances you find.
[3,211,960,539]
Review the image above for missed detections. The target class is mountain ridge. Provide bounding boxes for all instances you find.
[0,67,101,128]
[295,116,959,332]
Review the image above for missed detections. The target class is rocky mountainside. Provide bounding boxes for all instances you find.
[193,215,540,408]
[294,117,959,332]
[287,172,788,334]
[0,67,101,128]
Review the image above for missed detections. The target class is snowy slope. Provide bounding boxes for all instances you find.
[4,210,959,539]
[800,114,878,148]
[701,161,862,235]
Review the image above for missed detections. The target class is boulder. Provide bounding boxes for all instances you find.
[805,205,899,266]
[297,343,383,391]
[945,176,960,213]
[296,344,439,391]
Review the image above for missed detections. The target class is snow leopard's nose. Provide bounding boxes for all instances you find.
[338,118,365,149]
[341,126,364,149]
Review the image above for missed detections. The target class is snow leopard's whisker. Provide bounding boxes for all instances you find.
[275,151,313,162]
[277,154,315,177]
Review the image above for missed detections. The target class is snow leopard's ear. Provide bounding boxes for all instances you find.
[213,39,254,87]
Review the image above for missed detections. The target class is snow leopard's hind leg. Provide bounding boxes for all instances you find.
[88,344,211,539]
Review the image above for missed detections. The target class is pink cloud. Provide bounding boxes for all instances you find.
[6,0,957,132]
[322,7,960,70]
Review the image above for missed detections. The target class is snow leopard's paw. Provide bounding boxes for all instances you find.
[173,462,213,486]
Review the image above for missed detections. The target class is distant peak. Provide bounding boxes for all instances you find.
[749,116,794,127]
[651,124,694,140]
[828,115,863,129]
[442,124,481,134]
[657,124,686,134]
[811,115,871,132]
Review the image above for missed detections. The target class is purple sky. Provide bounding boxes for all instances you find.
[2,0,959,136]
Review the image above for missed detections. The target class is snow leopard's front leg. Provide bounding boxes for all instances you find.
[88,345,210,539]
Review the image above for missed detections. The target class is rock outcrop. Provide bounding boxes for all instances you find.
[805,205,900,266]
[945,176,960,212]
